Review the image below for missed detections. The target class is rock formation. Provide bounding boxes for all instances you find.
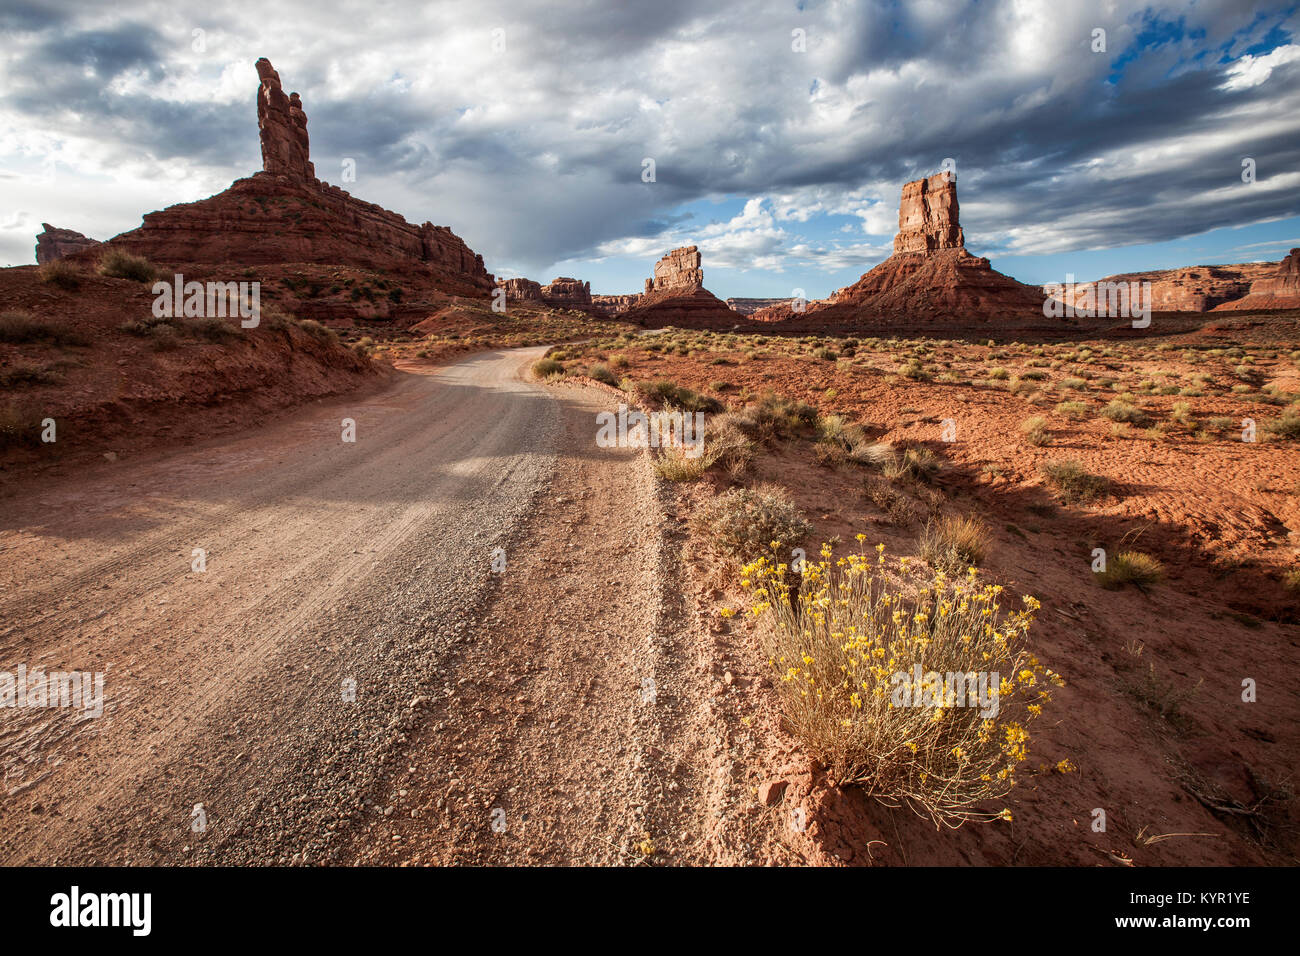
[765,172,1044,328]
[725,297,788,315]
[541,277,592,309]
[650,246,705,293]
[35,224,100,265]
[1046,263,1276,313]
[497,277,543,300]
[591,293,642,315]
[256,58,314,182]
[80,59,492,297]
[893,173,964,255]
[1214,250,1300,311]
[623,245,736,328]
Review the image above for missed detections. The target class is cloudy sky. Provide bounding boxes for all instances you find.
[1,0,1298,298]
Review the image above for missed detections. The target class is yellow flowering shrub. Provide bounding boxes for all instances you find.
[743,537,1063,827]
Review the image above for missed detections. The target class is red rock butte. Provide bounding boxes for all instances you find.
[69,58,493,295]
[751,172,1045,328]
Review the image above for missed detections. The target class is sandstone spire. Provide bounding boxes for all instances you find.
[893,172,964,255]
[256,58,314,181]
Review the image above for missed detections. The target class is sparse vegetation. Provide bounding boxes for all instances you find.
[1020,415,1051,446]
[1095,550,1164,589]
[744,540,1059,824]
[532,357,565,378]
[918,514,993,571]
[39,259,82,290]
[98,249,157,282]
[692,484,811,559]
[1041,459,1109,504]
[0,310,90,348]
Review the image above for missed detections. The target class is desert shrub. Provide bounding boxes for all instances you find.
[39,259,81,290]
[1095,550,1164,589]
[653,443,711,481]
[532,357,565,378]
[1020,416,1051,446]
[918,514,992,571]
[1283,568,1300,598]
[883,446,939,483]
[1265,410,1300,440]
[587,362,617,385]
[813,346,837,361]
[706,411,757,477]
[742,392,818,442]
[0,399,44,448]
[900,357,930,380]
[870,484,918,526]
[120,314,176,337]
[295,319,339,345]
[1055,401,1088,420]
[987,367,1009,380]
[1041,459,1109,504]
[744,540,1058,824]
[1101,399,1149,426]
[0,362,62,387]
[692,484,811,559]
[185,316,237,341]
[629,379,721,413]
[98,249,156,282]
[0,310,90,347]
[1060,377,1087,391]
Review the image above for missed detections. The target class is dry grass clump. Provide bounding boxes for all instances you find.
[1040,459,1109,504]
[813,414,889,467]
[39,259,82,290]
[918,515,993,571]
[865,476,918,526]
[1019,415,1051,446]
[97,248,157,282]
[1283,568,1300,599]
[883,445,940,483]
[705,411,757,478]
[587,362,617,385]
[1265,409,1300,440]
[628,378,721,413]
[743,391,818,442]
[1094,550,1164,589]
[1101,399,1150,426]
[0,310,90,348]
[743,540,1060,825]
[693,484,811,559]
[1055,401,1088,420]
[532,356,565,378]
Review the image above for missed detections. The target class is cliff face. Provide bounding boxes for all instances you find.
[86,59,493,295]
[541,277,592,309]
[1215,250,1300,311]
[1046,263,1277,313]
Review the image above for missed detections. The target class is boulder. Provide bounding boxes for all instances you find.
[35,224,100,265]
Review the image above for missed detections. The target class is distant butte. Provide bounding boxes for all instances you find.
[62,58,493,296]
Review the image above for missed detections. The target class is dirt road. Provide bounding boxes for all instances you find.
[0,348,763,865]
